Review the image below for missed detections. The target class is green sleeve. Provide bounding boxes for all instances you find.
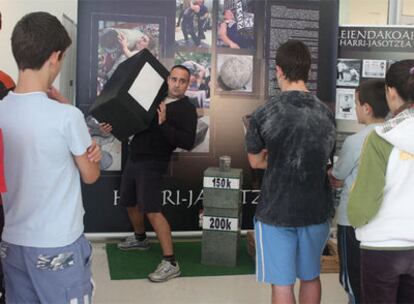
[348,131,393,227]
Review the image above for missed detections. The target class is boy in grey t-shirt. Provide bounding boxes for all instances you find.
[328,80,389,304]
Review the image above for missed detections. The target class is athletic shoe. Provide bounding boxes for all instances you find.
[148,260,181,282]
[117,235,150,251]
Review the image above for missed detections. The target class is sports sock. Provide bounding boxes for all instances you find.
[163,255,176,266]
[134,232,146,242]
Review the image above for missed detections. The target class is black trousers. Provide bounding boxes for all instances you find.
[361,248,414,304]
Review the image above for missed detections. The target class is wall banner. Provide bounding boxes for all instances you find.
[335,26,414,121]
[77,0,338,233]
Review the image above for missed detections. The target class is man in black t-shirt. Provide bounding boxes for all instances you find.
[103,65,197,282]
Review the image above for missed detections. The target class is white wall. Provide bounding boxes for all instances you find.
[0,0,78,86]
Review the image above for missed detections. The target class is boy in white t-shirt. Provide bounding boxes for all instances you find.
[328,80,389,304]
[0,12,101,303]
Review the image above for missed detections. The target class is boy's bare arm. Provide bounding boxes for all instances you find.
[74,140,101,184]
[47,86,71,104]
[327,168,344,188]
[248,149,268,169]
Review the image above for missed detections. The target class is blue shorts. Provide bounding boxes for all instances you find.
[255,219,330,286]
[1,235,93,304]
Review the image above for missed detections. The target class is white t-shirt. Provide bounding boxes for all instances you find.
[0,92,91,247]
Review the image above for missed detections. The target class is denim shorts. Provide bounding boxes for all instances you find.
[1,234,93,304]
[254,219,330,285]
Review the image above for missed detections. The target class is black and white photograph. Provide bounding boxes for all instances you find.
[336,59,361,87]
[387,60,396,71]
[336,88,356,120]
[175,116,210,153]
[174,51,211,108]
[97,20,161,96]
[217,54,253,93]
[217,0,255,50]
[362,59,387,78]
[86,116,122,171]
[175,0,213,49]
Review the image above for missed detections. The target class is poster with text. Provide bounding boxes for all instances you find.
[337,25,414,122]
[265,0,338,108]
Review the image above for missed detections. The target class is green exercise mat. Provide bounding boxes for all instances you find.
[106,238,255,280]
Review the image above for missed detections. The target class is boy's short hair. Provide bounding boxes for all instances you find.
[11,12,71,70]
[275,40,311,82]
[357,80,389,118]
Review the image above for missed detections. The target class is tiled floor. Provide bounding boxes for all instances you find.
[91,240,348,304]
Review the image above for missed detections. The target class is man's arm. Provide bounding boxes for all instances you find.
[218,22,240,49]
[118,32,136,58]
[159,102,198,150]
[74,140,101,184]
[248,149,267,169]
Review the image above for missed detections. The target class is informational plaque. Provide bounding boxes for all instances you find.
[335,26,414,121]
[265,0,338,106]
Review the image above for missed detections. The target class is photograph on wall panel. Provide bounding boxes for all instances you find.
[174,51,211,108]
[216,53,253,93]
[175,0,213,50]
[217,0,256,50]
[335,88,356,121]
[76,104,123,172]
[336,58,361,87]
[362,59,387,79]
[87,13,167,171]
[97,18,163,96]
[89,13,167,100]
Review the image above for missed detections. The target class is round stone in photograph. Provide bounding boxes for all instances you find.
[219,56,252,90]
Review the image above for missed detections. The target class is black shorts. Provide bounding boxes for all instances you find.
[119,158,168,213]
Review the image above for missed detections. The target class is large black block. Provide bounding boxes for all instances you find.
[89,49,169,141]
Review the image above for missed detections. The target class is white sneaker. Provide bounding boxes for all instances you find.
[117,235,150,251]
[148,260,181,282]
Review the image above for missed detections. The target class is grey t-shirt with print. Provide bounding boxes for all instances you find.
[245,91,336,227]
